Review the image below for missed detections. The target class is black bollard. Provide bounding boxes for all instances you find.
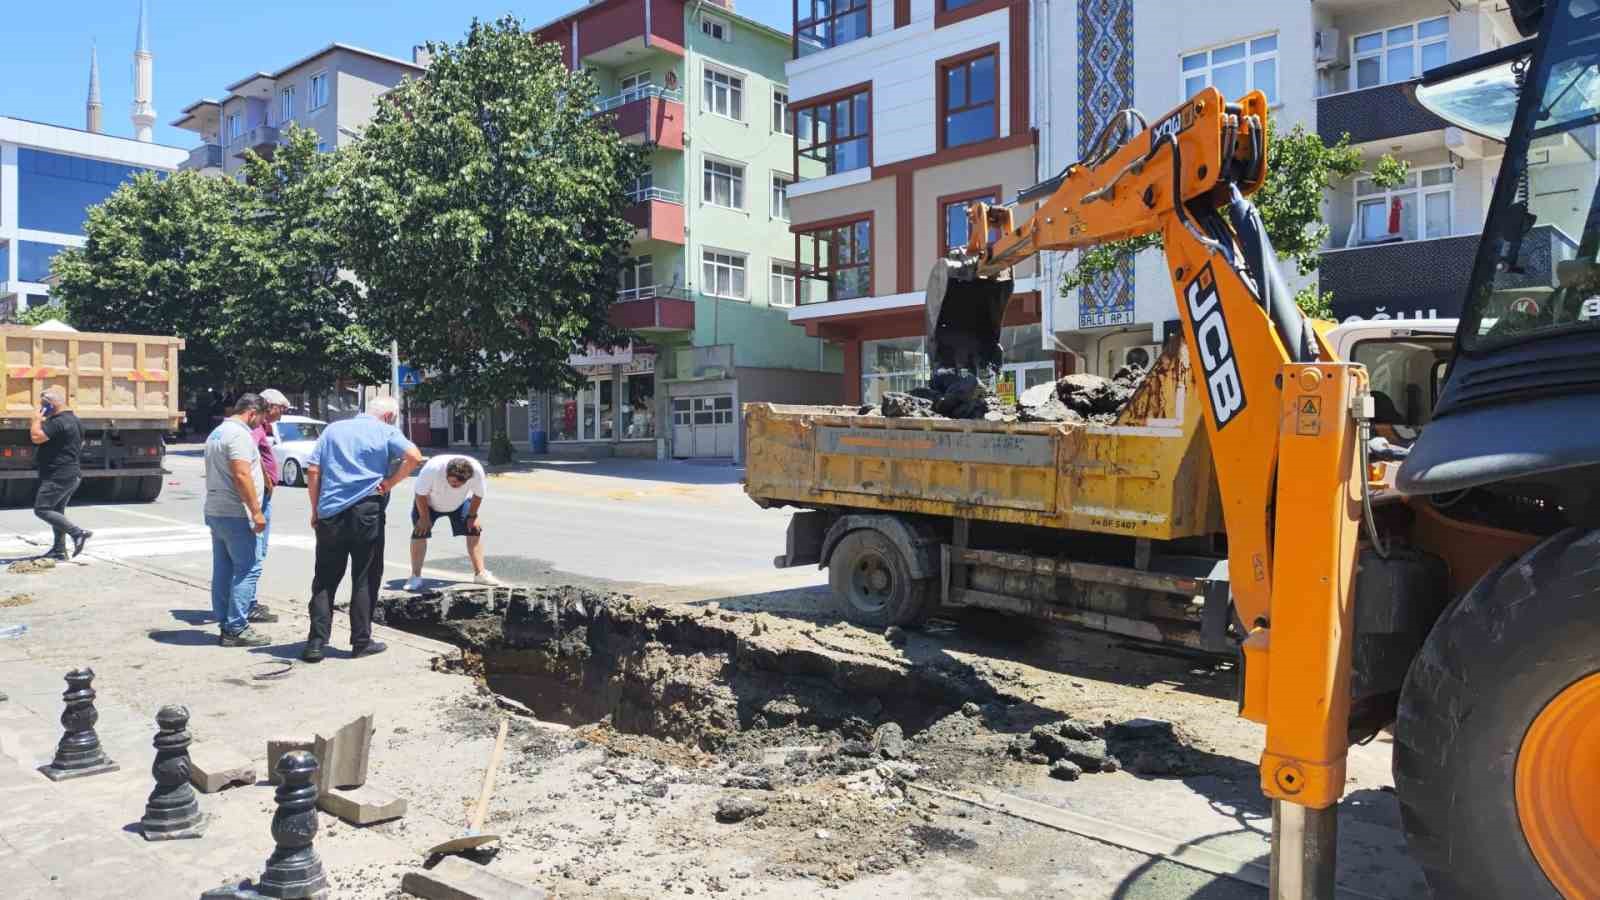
[140,705,207,840]
[199,750,328,900]
[39,667,119,781]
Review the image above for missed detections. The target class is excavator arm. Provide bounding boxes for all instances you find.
[936,87,1373,897]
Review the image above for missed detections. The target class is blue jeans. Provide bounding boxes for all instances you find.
[248,495,273,604]
[207,514,260,635]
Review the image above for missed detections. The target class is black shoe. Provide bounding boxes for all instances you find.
[350,641,388,659]
[247,604,279,624]
[44,549,68,561]
[300,641,325,663]
[220,627,271,648]
[71,531,93,558]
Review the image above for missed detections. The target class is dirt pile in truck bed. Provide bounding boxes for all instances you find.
[858,362,1150,425]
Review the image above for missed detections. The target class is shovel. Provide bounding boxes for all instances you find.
[426,719,508,857]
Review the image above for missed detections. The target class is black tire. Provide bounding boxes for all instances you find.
[281,458,302,488]
[826,529,934,629]
[136,475,162,502]
[1394,527,1600,900]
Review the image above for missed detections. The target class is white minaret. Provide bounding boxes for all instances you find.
[86,43,103,134]
[130,0,155,142]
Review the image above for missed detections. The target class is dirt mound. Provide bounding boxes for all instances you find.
[1006,715,1213,777]
[861,362,1150,424]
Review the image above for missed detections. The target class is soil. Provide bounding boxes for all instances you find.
[0,592,37,607]
[856,363,1151,424]
[8,558,56,574]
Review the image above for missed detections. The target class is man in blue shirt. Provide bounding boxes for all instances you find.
[301,395,422,663]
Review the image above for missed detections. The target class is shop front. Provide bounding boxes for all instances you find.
[545,346,660,458]
[861,322,1056,406]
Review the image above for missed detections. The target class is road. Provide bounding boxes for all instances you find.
[0,447,824,619]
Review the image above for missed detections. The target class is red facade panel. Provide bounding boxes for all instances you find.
[610,296,694,332]
[622,198,685,244]
[609,97,685,150]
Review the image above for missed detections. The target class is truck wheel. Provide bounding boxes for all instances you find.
[136,475,163,502]
[281,458,302,487]
[1394,528,1600,900]
[827,529,934,629]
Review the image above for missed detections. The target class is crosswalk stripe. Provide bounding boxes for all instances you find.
[2,527,315,561]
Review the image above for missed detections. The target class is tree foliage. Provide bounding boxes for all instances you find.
[1059,122,1409,317]
[339,15,645,410]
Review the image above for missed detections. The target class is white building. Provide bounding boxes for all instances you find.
[1039,0,1519,373]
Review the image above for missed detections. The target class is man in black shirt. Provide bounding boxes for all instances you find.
[31,386,92,560]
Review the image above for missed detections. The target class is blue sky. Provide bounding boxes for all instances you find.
[2,0,792,148]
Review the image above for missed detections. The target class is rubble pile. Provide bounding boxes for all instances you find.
[1007,715,1209,779]
[859,362,1150,425]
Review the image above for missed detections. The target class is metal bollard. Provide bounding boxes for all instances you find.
[140,705,208,840]
[201,750,329,900]
[39,668,119,781]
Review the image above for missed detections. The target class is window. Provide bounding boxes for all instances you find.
[940,49,999,148]
[795,88,870,175]
[771,173,793,220]
[279,87,295,124]
[703,250,748,299]
[619,71,652,103]
[1354,166,1454,244]
[770,261,797,307]
[623,372,655,439]
[17,241,68,283]
[619,255,655,300]
[1354,17,1448,89]
[228,113,243,142]
[796,216,871,303]
[274,421,324,442]
[703,159,745,209]
[701,14,730,41]
[1182,34,1279,105]
[940,190,1000,257]
[627,170,655,202]
[861,336,930,404]
[773,89,791,134]
[309,71,330,110]
[942,0,982,9]
[795,0,869,57]
[15,148,152,236]
[316,141,329,153]
[703,67,743,119]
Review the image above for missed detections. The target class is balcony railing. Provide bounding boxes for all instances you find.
[231,124,281,158]
[182,143,224,172]
[1317,80,1449,147]
[596,85,683,113]
[626,187,682,205]
[617,285,659,301]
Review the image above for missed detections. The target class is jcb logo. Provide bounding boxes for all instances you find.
[1185,264,1246,429]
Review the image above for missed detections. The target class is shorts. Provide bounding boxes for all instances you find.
[410,502,479,539]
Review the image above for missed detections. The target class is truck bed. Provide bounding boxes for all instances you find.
[744,347,1222,541]
[0,327,184,428]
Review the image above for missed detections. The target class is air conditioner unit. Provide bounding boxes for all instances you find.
[1106,344,1161,375]
[1314,28,1341,67]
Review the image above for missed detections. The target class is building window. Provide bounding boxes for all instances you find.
[627,170,655,202]
[796,216,871,303]
[771,173,793,220]
[17,241,68,283]
[703,250,748,299]
[942,0,982,9]
[228,113,243,142]
[795,88,870,175]
[619,71,651,103]
[795,0,869,57]
[701,14,730,42]
[279,87,295,124]
[619,255,655,300]
[770,261,797,307]
[703,159,745,209]
[940,49,999,149]
[1182,34,1278,105]
[862,336,930,405]
[15,148,152,236]
[703,67,744,119]
[309,72,330,111]
[773,89,791,134]
[623,372,655,439]
[1354,166,1454,244]
[1354,17,1448,89]
[940,190,1000,257]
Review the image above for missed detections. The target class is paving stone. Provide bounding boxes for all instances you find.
[401,857,547,900]
[189,740,257,793]
[318,784,406,826]
[266,738,314,786]
[313,712,375,791]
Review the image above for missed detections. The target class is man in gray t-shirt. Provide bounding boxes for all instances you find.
[203,394,270,646]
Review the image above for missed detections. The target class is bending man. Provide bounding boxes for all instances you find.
[406,454,501,590]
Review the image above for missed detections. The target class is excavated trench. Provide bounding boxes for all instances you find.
[377,586,994,751]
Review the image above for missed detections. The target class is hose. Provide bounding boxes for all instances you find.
[1358,418,1391,560]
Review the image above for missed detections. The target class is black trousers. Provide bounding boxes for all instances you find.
[308,494,386,647]
[33,476,84,553]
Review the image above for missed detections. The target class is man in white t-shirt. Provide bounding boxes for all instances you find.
[406,454,501,590]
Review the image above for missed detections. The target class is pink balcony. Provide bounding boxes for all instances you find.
[622,191,685,244]
[611,289,694,334]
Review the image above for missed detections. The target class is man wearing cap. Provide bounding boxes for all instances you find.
[244,388,291,625]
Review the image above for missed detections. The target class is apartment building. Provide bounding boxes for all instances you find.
[532,0,841,461]
[0,117,186,317]
[170,43,424,179]
[783,0,1055,406]
[1040,0,1523,374]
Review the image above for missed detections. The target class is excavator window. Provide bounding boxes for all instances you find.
[1351,338,1453,429]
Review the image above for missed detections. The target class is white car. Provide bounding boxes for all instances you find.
[270,415,327,486]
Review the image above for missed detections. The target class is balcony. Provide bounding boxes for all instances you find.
[610,287,694,334]
[623,189,685,244]
[1318,81,1449,149]
[595,86,684,151]
[181,143,224,173]
[231,124,281,159]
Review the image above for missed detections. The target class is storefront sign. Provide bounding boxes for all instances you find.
[569,343,633,366]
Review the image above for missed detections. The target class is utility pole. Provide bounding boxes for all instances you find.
[390,339,405,438]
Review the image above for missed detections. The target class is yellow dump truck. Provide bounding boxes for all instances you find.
[0,324,183,504]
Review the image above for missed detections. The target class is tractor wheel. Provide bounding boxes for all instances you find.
[1394,527,1600,900]
[827,529,934,629]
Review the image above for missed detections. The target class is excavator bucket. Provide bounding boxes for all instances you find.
[925,258,1015,377]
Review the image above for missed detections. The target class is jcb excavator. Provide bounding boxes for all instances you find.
[929,0,1599,896]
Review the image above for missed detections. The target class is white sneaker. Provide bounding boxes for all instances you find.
[404,576,424,592]
[473,571,504,586]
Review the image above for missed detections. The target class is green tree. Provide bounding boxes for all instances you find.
[1059,122,1409,318]
[339,16,644,436]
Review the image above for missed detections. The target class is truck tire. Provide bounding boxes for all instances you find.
[4,479,38,506]
[1394,528,1600,900]
[136,475,163,502]
[827,529,935,629]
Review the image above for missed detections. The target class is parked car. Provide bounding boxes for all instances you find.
[270,415,326,486]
